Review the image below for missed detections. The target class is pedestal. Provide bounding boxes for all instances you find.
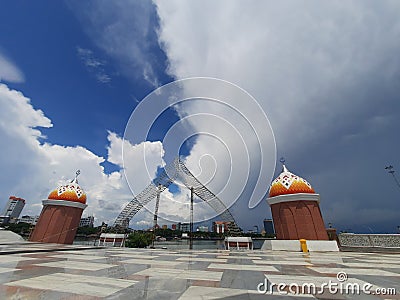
[30,200,87,244]
[268,193,328,240]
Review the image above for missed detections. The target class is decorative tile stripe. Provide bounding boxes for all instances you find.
[254,260,312,266]
[176,257,227,263]
[135,267,223,281]
[208,263,279,272]
[122,258,184,266]
[34,261,117,271]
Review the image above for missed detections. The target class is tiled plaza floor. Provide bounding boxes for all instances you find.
[0,242,399,299]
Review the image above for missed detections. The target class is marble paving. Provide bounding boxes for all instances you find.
[5,273,138,297]
[0,242,398,299]
[179,286,315,299]
[308,266,400,276]
[111,253,159,259]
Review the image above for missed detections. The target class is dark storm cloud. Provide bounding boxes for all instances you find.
[155,1,400,233]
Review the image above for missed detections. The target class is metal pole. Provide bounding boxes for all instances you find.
[152,185,161,248]
[390,171,400,189]
[385,165,400,190]
[190,187,194,250]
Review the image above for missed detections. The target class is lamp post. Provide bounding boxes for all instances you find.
[189,187,194,250]
[151,185,162,248]
[385,165,400,190]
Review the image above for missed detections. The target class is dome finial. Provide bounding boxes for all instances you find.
[49,170,86,204]
[71,170,80,183]
[279,157,288,172]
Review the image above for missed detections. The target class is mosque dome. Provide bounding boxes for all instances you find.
[269,164,315,197]
[48,171,86,204]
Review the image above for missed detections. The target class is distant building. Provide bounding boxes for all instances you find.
[197,226,208,232]
[263,219,275,235]
[0,216,10,225]
[79,216,94,227]
[162,224,168,230]
[19,215,39,225]
[180,223,190,232]
[171,224,177,230]
[213,221,231,234]
[1,196,25,224]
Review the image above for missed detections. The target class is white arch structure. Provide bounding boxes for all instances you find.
[114,157,241,235]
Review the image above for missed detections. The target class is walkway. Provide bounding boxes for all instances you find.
[0,242,398,299]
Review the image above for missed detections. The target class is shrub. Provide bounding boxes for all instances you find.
[125,232,153,248]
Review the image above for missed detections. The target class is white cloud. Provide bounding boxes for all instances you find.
[108,130,165,195]
[153,1,400,231]
[76,46,111,83]
[0,83,165,226]
[0,51,24,83]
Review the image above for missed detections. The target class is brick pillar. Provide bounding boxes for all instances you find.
[268,194,328,240]
[30,200,87,244]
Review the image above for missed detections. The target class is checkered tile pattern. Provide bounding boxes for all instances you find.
[0,242,399,299]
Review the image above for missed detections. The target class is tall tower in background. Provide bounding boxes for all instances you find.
[2,196,25,223]
[268,162,328,240]
[263,218,275,235]
[30,171,87,244]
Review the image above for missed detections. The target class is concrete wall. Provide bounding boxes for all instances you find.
[261,239,339,252]
[261,240,339,252]
[306,240,339,252]
[261,240,300,251]
[339,233,400,248]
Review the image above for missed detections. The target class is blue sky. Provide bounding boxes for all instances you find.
[1,1,400,233]
[1,1,172,165]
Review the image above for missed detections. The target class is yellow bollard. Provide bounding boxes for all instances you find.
[299,239,308,253]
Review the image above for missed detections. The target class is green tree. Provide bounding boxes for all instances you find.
[6,222,31,236]
[125,232,153,248]
[77,226,99,235]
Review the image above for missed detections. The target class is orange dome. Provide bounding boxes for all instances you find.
[48,178,87,204]
[269,165,315,197]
